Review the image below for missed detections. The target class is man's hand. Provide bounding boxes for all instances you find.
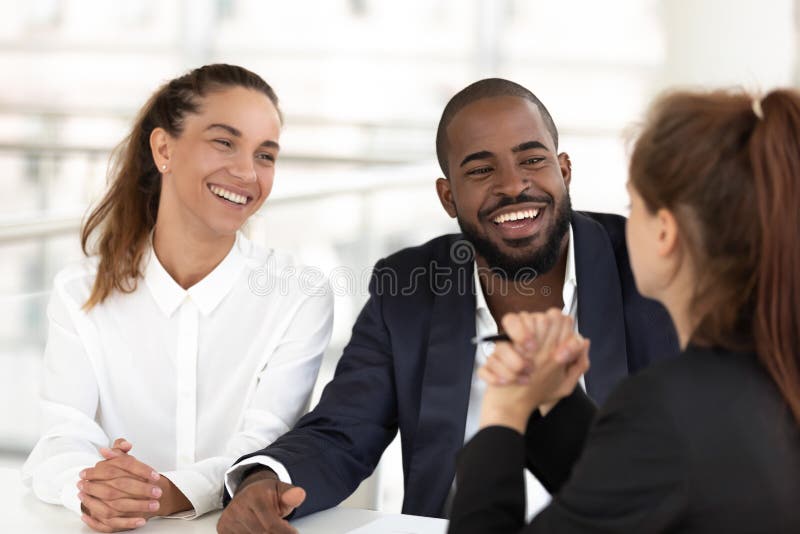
[478,309,590,432]
[217,469,307,534]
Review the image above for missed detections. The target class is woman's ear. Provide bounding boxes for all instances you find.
[150,127,171,173]
[655,208,679,258]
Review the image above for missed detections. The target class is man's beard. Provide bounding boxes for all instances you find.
[457,193,572,280]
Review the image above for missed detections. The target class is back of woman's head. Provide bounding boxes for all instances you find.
[630,87,800,423]
[81,64,281,309]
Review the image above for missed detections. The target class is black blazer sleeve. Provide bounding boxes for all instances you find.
[449,373,688,534]
[524,387,597,494]
[228,258,399,518]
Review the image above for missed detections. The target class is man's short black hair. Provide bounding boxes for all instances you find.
[435,78,559,178]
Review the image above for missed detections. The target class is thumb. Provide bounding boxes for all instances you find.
[279,485,306,516]
[99,447,123,460]
[112,438,133,452]
[565,340,591,381]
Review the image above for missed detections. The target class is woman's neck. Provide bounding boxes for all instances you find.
[151,221,235,290]
[659,273,696,351]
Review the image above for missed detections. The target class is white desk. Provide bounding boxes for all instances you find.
[2,468,448,533]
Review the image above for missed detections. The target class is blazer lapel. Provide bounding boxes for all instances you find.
[404,237,477,517]
[572,212,629,404]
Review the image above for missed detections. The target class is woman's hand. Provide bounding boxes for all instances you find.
[78,438,190,532]
[478,309,590,433]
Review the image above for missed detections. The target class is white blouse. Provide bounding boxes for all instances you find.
[22,233,333,518]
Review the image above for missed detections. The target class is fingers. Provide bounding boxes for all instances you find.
[82,464,148,484]
[279,485,306,516]
[80,486,158,515]
[79,477,163,501]
[500,313,535,354]
[83,455,160,483]
[112,438,133,453]
[565,340,591,378]
[482,344,530,385]
[477,364,507,386]
[217,479,301,534]
[79,491,147,526]
[100,438,133,461]
[100,448,123,460]
[81,513,146,533]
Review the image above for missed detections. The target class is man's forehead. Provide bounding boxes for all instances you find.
[446,96,553,154]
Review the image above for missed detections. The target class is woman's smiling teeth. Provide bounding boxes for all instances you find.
[493,208,540,224]
[209,184,249,205]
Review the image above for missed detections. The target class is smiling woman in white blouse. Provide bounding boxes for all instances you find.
[21,64,333,532]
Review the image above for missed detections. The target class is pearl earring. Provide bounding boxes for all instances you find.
[161,164,167,171]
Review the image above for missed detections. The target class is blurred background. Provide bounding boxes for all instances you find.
[1,0,797,513]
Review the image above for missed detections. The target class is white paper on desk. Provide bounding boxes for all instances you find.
[345,514,448,534]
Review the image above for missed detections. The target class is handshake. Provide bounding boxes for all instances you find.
[478,308,591,433]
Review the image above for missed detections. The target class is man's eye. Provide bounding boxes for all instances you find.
[467,166,492,176]
[256,153,275,162]
[522,157,544,165]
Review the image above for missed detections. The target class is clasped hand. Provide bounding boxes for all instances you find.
[77,438,165,532]
[478,309,591,433]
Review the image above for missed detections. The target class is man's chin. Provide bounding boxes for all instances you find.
[496,234,539,249]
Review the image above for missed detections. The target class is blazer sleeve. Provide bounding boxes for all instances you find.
[524,387,597,494]
[227,259,399,518]
[450,372,689,534]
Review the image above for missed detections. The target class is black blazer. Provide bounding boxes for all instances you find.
[449,345,800,533]
[228,211,678,518]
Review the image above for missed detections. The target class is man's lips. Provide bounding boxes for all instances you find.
[487,204,548,241]
[483,201,549,222]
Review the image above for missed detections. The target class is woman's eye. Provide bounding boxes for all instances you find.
[214,139,232,148]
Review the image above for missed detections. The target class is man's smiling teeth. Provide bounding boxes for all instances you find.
[210,185,248,205]
[493,208,540,224]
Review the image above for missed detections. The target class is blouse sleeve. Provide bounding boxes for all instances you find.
[21,282,109,515]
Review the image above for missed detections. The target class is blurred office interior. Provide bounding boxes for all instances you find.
[1,0,797,512]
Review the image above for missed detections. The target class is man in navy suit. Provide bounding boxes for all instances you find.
[217,78,678,533]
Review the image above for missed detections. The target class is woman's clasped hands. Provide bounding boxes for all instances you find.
[77,438,188,532]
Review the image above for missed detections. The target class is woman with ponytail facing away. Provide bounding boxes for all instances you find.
[448,89,800,533]
[22,64,332,531]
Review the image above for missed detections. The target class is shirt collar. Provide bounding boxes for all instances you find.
[473,223,577,314]
[144,233,247,318]
[563,224,577,292]
[474,259,490,314]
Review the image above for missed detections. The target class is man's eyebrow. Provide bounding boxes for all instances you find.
[512,140,550,153]
[206,123,280,150]
[460,150,494,167]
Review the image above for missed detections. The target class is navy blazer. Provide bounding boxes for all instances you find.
[230,211,678,518]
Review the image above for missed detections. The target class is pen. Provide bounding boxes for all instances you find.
[470,333,511,345]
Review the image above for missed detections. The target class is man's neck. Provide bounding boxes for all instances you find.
[477,245,569,323]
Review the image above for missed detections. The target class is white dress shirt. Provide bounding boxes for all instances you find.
[22,233,333,519]
[464,225,579,520]
[227,226,579,520]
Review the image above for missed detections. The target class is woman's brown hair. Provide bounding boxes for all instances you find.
[630,88,800,424]
[81,64,282,309]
